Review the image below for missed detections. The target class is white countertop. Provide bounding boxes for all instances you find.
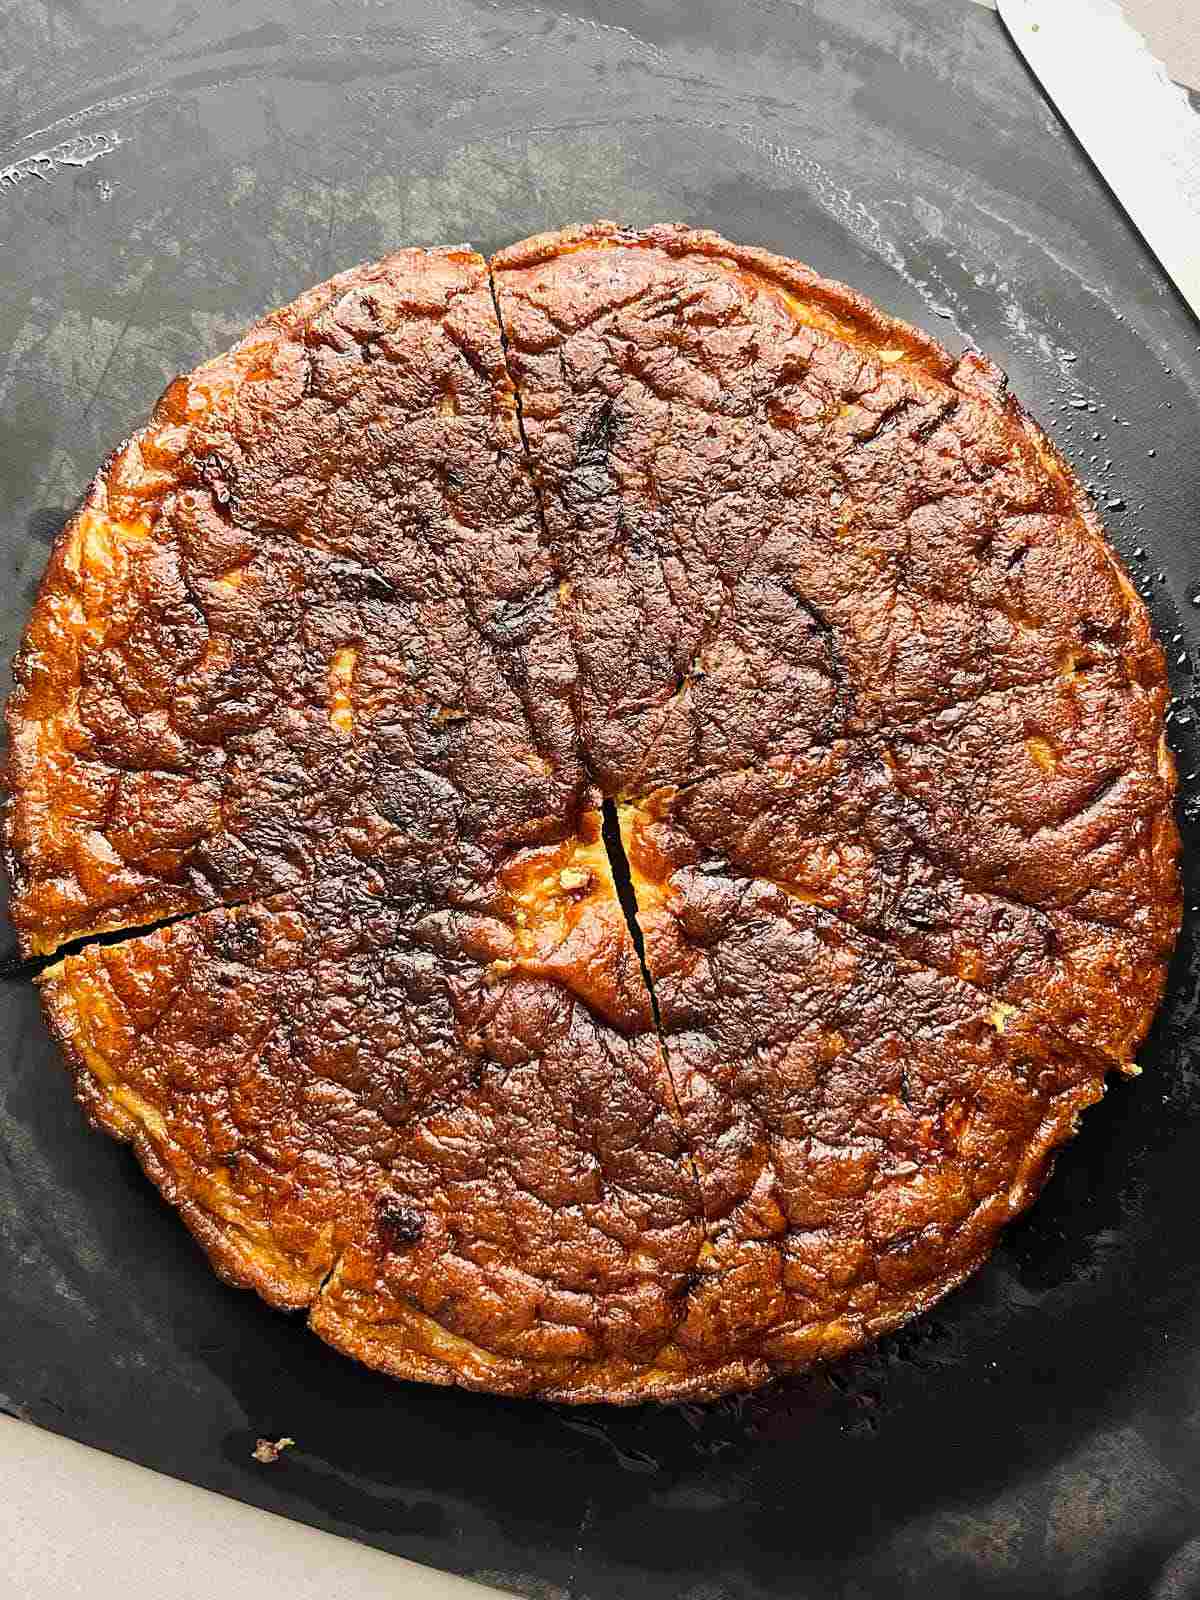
[1120,0,1200,89]
[5,2,1195,1597]
[0,1418,488,1600]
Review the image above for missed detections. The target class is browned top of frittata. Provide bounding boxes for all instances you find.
[5,223,1180,1403]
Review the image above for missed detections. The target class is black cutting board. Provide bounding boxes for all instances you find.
[1,2,1199,1595]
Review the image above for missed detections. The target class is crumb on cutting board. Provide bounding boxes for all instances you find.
[251,1436,295,1464]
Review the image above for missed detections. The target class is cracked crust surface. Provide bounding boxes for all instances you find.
[3,246,579,955]
[9,223,1181,1403]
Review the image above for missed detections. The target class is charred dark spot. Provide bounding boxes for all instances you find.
[788,589,850,741]
[696,855,732,877]
[328,558,396,602]
[1080,618,1125,649]
[195,452,235,505]
[620,506,657,557]
[642,292,683,322]
[376,1196,426,1247]
[576,398,617,468]
[209,916,261,961]
[912,394,959,443]
[895,890,937,930]
[426,705,468,734]
[485,584,553,646]
[861,394,915,444]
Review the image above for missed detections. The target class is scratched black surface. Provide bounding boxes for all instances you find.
[1,2,1199,1595]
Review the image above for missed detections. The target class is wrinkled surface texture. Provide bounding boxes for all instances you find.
[5,224,1180,1402]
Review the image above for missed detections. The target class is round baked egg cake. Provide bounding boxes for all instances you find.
[2,223,1180,1403]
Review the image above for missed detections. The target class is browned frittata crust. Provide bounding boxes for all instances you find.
[5,223,1181,1402]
